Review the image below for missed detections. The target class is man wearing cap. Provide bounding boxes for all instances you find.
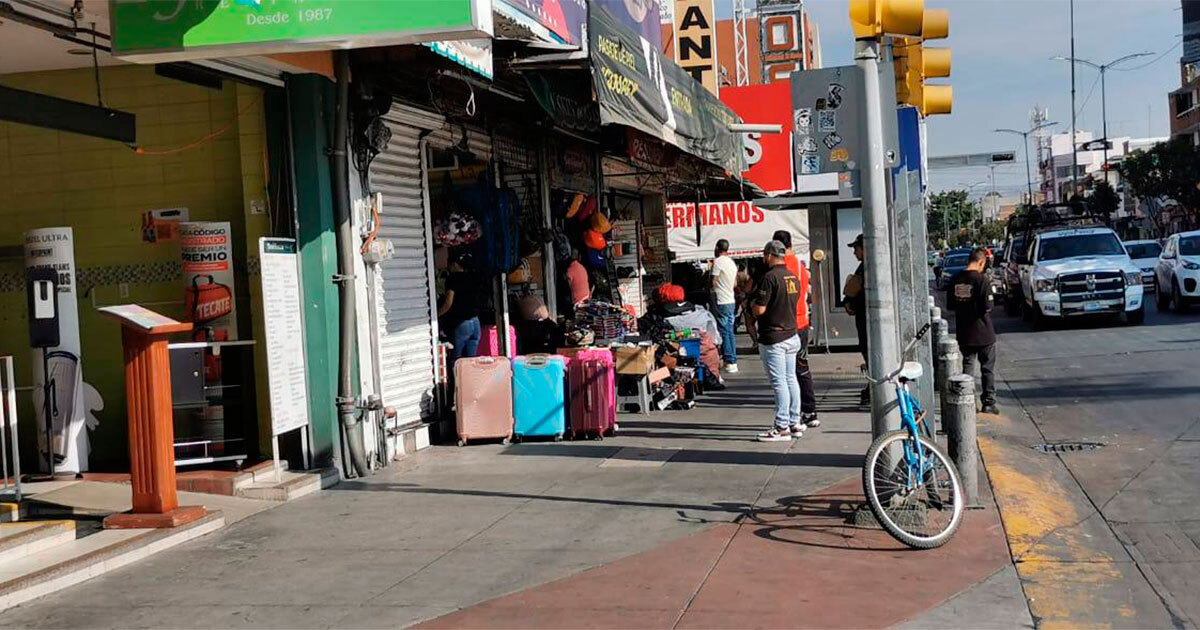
[752,240,805,442]
[843,234,869,405]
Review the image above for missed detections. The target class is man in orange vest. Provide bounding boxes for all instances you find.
[772,230,818,429]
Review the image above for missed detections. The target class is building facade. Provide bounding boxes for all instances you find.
[1171,0,1200,145]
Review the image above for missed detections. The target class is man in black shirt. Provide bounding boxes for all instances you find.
[946,247,999,414]
[438,251,482,365]
[752,240,805,442]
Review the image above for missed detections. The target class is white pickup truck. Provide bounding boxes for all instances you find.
[1018,226,1145,326]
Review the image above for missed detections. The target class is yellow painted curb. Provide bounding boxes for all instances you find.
[0,504,18,523]
[979,432,1135,628]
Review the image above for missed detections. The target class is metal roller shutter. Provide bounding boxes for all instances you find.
[370,115,437,427]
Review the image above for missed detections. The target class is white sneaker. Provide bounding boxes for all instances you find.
[789,424,805,438]
[757,428,791,442]
[724,363,739,374]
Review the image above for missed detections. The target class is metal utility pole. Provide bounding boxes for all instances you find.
[995,122,1058,205]
[733,0,750,86]
[857,39,902,439]
[1051,52,1154,184]
[1069,0,1078,199]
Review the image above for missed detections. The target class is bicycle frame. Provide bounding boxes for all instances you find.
[895,381,934,491]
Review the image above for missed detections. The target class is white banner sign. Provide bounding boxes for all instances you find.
[24,227,91,473]
[180,221,238,341]
[258,238,310,437]
[665,201,809,262]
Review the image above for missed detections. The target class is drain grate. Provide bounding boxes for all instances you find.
[1032,442,1106,453]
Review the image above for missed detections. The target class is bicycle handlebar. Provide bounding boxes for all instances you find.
[862,322,932,385]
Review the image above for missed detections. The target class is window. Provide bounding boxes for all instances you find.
[1181,236,1200,256]
[1037,233,1125,261]
[1175,90,1197,117]
[769,63,798,81]
[1124,242,1162,259]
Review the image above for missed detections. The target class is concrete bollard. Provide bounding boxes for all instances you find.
[930,314,945,385]
[944,374,979,507]
[936,338,961,400]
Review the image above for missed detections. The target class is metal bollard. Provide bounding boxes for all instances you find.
[945,374,979,507]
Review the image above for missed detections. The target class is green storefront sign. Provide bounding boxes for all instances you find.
[110,0,492,62]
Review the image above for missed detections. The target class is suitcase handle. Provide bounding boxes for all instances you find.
[525,354,550,367]
[583,361,594,411]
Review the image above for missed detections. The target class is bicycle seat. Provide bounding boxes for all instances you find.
[898,361,923,382]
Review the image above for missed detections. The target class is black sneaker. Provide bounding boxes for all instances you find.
[859,387,870,405]
[802,413,820,428]
[981,402,1000,415]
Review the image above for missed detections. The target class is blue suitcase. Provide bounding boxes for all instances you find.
[512,355,566,442]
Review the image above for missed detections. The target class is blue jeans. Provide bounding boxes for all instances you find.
[715,303,737,365]
[760,334,802,429]
[449,317,481,364]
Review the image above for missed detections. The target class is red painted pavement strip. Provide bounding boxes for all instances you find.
[418,477,1012,630]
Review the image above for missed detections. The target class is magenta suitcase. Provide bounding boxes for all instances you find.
[567,349,616,440]
[478,325,517,357]
[454,356,514,446]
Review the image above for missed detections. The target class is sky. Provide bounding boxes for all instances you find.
[769,0,1184,199]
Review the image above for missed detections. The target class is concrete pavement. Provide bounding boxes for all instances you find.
[0,346,1030,629]
[972,294,1200,629]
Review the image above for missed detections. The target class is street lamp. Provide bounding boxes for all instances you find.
[1051,52,1154,180]
[995,122,1058,205]
[958,181,988,236]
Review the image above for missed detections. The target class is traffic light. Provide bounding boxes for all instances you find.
[891,7,953,115]
[849,0,926,39]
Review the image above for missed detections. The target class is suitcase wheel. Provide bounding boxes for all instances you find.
[457,439,466,447]
[593,433,604,441]
[512,435,522,444]
[554,433,563,442]
[502,437,510,445]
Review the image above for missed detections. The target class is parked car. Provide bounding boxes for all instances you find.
[1018,226,1145,327]
[1000,236,1026,313]
[1123,239,1163,291]
[1155,230,1200,312]
[936,252,971,290]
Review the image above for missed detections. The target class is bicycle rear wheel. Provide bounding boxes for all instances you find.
[862,430,964,549]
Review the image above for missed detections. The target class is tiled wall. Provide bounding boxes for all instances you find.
[0,65,269,468]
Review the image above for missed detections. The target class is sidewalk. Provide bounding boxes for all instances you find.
[0,347,1031,629]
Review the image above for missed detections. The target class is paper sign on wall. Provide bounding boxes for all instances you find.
[179,221,238,341]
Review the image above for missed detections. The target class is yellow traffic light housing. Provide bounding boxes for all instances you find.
[850,0,926,39]
[889,9,952,116]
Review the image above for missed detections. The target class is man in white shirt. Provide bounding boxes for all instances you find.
[710,239,740,373]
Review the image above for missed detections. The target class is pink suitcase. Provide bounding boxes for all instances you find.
[454,356,514,446]
[567,349,616,440]
[478,325,518,357]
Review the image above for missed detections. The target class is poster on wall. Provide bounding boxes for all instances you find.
[495,0,587,46]
[179,221,239,341]
[665,201,808,262]
[258,238,310,438]
[24,227,91,473]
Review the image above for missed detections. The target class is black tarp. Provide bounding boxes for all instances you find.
[588,3,744,176]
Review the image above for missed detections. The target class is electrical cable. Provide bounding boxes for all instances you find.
[130,96,260,155]
[1111,40,1182,72]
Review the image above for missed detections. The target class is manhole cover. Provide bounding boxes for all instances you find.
[1032,442,1105,453]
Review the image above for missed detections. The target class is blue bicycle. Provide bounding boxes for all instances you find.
[862,324,964,549]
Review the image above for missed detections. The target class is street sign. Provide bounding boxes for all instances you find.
[1080,139,1112,152]
[990,152,1016,163]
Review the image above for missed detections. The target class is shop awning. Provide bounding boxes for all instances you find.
[587,4,745,178]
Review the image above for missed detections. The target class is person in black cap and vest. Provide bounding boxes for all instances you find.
[946,247,999,414]
[843,234,869,405]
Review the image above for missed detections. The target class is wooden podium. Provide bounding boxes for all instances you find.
[99,305,206,529]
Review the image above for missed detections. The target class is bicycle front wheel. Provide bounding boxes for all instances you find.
[862,430,964,549]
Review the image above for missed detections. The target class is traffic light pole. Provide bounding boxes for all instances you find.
[857,38,903,439]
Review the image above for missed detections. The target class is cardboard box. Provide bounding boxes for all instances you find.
[614,344,657,375]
